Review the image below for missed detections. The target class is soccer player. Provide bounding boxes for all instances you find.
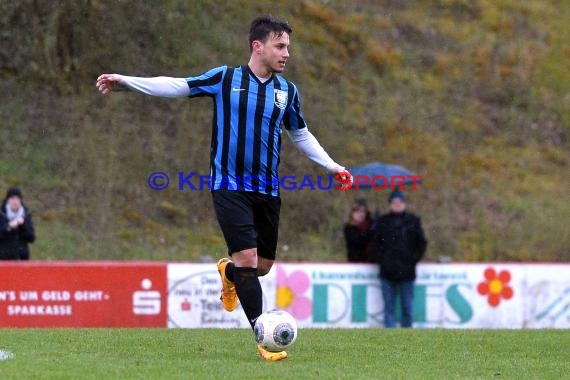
[96,15,351,361]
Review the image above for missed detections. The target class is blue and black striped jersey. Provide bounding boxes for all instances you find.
[186,65,307,196]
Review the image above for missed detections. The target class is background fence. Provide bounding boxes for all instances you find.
[1,262,569,328]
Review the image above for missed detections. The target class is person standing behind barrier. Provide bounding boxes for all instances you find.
[374,189,426,328]
[344,199,375,263]
[0,188,36,260]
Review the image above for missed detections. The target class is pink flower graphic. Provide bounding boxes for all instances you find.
[275,266,312,320]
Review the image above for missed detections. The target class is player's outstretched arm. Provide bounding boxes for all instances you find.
[286,128,352,188]
[96,74,190,97]
[287,128,353,189]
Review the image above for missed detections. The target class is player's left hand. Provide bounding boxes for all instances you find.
[330,166,353,191]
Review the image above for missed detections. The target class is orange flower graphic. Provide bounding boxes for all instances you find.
[477,267,514,307]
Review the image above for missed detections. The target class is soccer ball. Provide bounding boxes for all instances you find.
[254,309,298,352]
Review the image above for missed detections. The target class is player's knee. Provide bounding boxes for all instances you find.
[232,248,258,267]
[257,260,274,276]
[257,266,271,276]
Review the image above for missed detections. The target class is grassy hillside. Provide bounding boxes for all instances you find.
[1,0,568,262]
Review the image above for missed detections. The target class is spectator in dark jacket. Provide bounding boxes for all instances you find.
[0,187,35,260]
[374,189,426,328]
[344,199,375,263]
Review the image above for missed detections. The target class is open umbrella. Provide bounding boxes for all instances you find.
[349,161,422,190]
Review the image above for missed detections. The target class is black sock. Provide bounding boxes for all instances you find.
[233,267,262,330]
[224,261,235,282]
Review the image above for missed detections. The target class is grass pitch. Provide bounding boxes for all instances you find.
[0,329,568,379]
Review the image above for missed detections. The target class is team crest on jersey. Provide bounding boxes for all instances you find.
[274,89,288,110]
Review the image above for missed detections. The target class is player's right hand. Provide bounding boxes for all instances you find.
[96,74,124,95]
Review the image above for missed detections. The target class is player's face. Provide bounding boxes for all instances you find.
[260,32,290,73]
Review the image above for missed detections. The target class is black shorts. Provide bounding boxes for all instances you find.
[212,190,281,260]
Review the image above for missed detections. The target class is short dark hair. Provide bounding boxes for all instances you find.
[249,15,292,51]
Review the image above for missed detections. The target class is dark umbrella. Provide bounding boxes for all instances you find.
[349,161,422,190]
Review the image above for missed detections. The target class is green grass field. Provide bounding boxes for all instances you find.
[1,329,569,379]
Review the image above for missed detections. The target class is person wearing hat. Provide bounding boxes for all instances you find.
[0,187,35,260]
[373,188,427,328]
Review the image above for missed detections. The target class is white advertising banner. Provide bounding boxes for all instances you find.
[167,264,275,328]
[167,263,570,329]
[523,264,570,328]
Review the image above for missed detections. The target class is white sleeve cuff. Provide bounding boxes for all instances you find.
[120,76,190,98]
[286,128,342,173]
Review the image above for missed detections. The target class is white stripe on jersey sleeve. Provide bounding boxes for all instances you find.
[120,76,190,97]
[286,128,343,173]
